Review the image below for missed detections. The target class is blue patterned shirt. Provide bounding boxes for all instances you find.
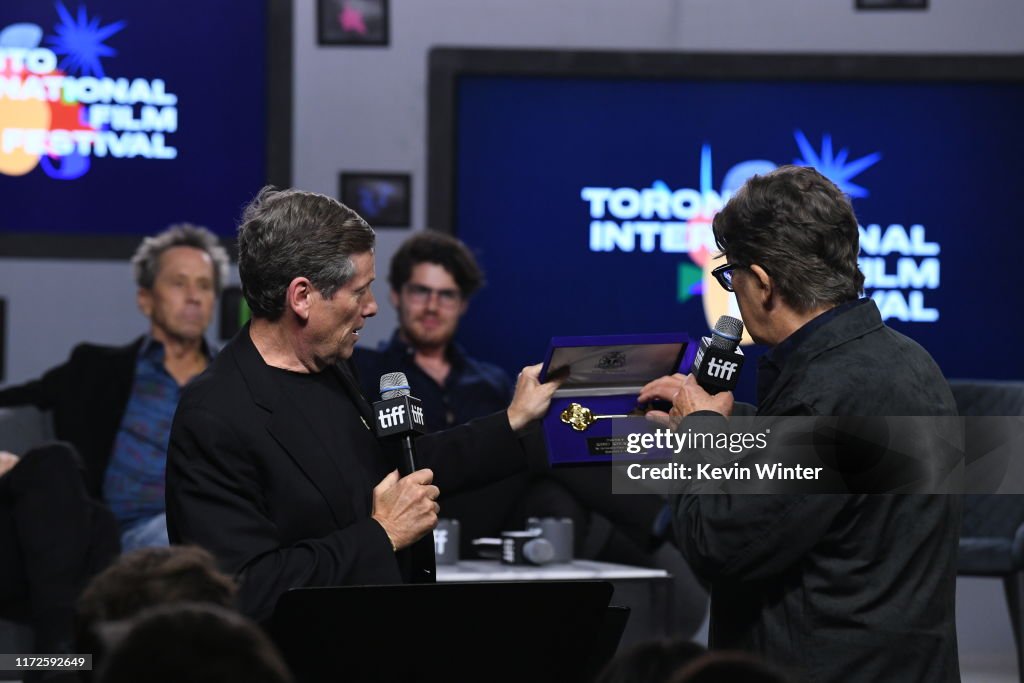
[103,337,211,526]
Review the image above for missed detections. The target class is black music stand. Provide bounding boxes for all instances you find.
[270,581,615,683]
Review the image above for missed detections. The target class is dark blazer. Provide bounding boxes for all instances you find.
[674,301,961,683]
[0,340,141,498]
[166,326,535,623]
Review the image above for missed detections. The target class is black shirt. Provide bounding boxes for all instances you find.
[352,331,512,433]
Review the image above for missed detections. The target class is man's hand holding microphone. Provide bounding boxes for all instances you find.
[370,362,562,552]
[371,468,439,551]
[637,315,745,428]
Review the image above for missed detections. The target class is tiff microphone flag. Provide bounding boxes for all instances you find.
[373,372,435,583]
[691,315,745,394]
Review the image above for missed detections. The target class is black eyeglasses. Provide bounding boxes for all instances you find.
[711,263,741,292]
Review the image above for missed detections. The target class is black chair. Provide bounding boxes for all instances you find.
[950,380,1024,681]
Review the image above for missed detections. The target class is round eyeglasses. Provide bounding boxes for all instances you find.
[403,283,462,308]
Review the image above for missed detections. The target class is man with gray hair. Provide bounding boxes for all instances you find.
[0,224,228,668]
[165,187,559,622]
[0,223,229,551]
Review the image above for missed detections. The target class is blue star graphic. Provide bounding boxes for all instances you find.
[793,130,881,199]
[46,2,125,78]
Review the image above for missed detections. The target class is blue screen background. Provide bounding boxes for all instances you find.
[0,1,266,238]
[452,76,1024,402]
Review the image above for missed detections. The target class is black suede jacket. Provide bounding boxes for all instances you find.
[674,301,961,683]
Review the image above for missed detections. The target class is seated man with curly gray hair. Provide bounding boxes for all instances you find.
[0,223,230,551]
[0,225,228,674]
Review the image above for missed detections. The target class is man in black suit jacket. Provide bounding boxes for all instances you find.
[165,187,559,622]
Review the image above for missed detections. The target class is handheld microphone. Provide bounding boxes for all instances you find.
[373,372,427,477]
[690,315,745,394]
[373,371,435,583]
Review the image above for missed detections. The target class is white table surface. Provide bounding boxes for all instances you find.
[436,559,669,582]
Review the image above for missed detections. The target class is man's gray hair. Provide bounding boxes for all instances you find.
[131,224,231,294]
[237,186,376,320]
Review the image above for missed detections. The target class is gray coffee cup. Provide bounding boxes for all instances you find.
[527,517,574,563]
[501,529,554,566]
[433,518,460,565]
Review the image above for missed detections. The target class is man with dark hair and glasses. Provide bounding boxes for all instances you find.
[352,231,531,555]
[355,230,496,431]
[640,165,960,683]
[353,232,704,623]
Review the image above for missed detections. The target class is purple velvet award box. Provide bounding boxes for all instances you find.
[538,333,695,466]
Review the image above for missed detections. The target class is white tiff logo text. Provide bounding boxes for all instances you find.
[434,528,448,554]
[378,405,407,429]
[706,358,738,381]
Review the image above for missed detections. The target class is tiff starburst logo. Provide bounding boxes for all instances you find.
[46,2,125,78]
[793,129,881,199]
